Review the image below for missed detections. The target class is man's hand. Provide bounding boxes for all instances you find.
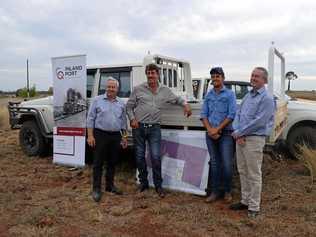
[130,119,139,129]
[207,127,221,140]
[121,137,128,149]
[232,132,238,140]
[236,137,246,145]
[87,136,96,147]
[184,104,192,117]
[207,127,220,136]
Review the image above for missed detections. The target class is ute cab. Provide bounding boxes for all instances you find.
[86,54,201,130]
[86,54,194,101]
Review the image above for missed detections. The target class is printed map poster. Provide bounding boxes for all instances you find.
[52,55,87,167]
[140,130,210,195]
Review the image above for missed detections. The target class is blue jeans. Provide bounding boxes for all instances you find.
[133,124,162,188]
[206,131,234,194]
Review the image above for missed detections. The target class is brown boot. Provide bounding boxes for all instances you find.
[224,192,232,203]
[205,193,218,203]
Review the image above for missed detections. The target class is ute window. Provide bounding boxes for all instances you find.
[178,66,185,92]
[87,74,95,98]
[173,69,178,88]
[168,69,172,87]
[202,79,211,99]
[192,80,200,99]
[235,85,249,100]
[163,69,167,85]
[99,71,131,98]
[119,72,131,97]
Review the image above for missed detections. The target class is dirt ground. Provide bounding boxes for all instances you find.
[1,97,316,237]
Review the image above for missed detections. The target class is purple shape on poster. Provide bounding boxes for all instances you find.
[146,140,208,187]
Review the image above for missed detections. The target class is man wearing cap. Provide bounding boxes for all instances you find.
[230,67,274,218]
[87,77,128,202]
[200,67,237,203]
[126,63,192,198]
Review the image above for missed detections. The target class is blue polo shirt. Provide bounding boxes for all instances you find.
[200,86,237,131]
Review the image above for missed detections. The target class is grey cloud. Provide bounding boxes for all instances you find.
[1,0,316,91]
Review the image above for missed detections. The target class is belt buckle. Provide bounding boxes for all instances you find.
[143,123,152,128]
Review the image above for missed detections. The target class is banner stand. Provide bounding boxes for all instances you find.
[52,55,87,167]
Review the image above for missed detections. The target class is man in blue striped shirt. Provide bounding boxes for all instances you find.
[230,67,274,218]
[87,77,128,202]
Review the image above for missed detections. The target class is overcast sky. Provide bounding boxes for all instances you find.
[1,0,316,91]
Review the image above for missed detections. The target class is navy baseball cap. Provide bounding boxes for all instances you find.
[210,67,225,77]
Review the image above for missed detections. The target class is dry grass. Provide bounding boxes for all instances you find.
[1,146,316,236]
[0,106,9,129]
[1,93,316,236]
[297,145,316,190]
[287,91,316,101]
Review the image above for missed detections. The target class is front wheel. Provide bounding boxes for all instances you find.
[19,120,47,156]
[287,126,316,156]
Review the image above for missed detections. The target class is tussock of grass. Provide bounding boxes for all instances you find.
[298,145,316,190]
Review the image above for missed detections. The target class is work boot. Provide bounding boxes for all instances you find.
[92,190,102,202]
[156,187,166,198]
[138,183,149,192]
[224,192,233,203]
[248,210,259,218]
[205,193,218,203]
[105,185,123,195]
[229,202,248,210]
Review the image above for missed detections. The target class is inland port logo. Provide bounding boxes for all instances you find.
[56,68,64,80]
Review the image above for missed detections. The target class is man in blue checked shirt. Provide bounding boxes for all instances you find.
[230,67,274,218]
[200,67,237,204]
[87,77,128,202]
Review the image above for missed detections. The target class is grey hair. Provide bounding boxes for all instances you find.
[255,67,268,81]
[106,76,119,87]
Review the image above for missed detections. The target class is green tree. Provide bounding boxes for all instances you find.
[17,88,28,97]
[17,85,37,98]
[286,71,298,91]
[48,86,53,95]
[29,85,37,97]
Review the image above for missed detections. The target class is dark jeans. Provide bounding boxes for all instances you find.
[133,124,162,189]
[93,129,121,191]
[206,131,234,194]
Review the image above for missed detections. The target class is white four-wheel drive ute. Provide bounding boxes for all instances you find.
[8,96,54,156]
[7,53,198,156]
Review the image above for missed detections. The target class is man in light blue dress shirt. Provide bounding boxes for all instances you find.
[230,67,274,218]
[87,77,128,202]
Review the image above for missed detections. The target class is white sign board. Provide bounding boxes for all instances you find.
[52,55,87,167]
[142,130,210,196]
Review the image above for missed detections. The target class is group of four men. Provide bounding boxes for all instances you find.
[86,63,274,218]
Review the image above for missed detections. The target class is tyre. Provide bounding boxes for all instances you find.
[19,120,47,156]
[287,126,316,156]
